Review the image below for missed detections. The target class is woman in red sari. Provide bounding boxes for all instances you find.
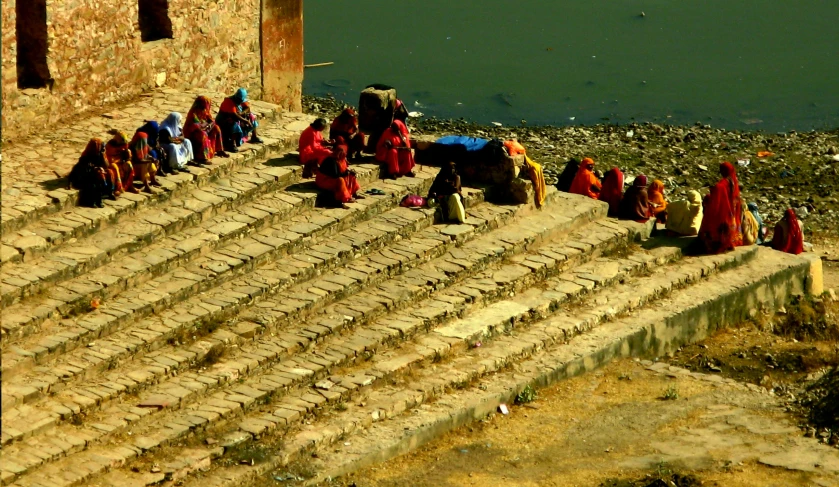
[569,157,602,199]
[299,118,333,166]
[184,96,228,165]
[771,209,804,255]
[330,108,365,159]
[598,167,623,216]
[129,132,161,193]
[316,141,363,208]
[698,162,743,254]
[376,120,415,179]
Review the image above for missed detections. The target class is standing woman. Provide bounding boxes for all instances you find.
[698,162,743,254]
[184,95,228,164]
[598,167,624,216]
[159,112,194,172]
[376,120,415,179]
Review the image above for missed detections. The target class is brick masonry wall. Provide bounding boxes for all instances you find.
[1,0,301,142]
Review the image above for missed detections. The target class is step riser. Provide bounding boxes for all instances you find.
[1,178,441,382]
[1,140,293,268]
[301,253,814,485]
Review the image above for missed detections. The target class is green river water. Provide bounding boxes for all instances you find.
[302,1,839,132]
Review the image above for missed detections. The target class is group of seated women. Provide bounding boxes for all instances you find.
[68,90,262,208]
[298,108,416,187]
[564,157,804,255]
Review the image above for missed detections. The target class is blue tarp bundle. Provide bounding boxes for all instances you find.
[435,136,489,152]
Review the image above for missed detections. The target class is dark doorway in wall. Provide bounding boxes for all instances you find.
[139,0,173,42]
[16,0,51,89]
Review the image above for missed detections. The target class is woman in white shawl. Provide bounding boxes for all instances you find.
[665,190,703,236]
[159,112,194,171]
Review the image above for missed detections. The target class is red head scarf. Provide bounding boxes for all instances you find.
[80,138,105,164]
[720,162,740,200]
[598,167,624,216]
[773,209,804,255]
[188,96,213,122]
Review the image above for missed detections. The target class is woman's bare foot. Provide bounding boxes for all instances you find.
[353,193,366,200]
[127,186,140,194]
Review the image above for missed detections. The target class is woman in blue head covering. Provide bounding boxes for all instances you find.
[747,202,767,244]
[216,87,263,152]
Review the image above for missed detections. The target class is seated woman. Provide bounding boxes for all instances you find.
[330,107,365,159]
[105,130,133,194]
[299,118,333,167]
[136,121,170,175]
[698,162,743,254]
[68,138,110,208]
[376,120,415,179]
[315,141,363,208]
[429,161,466,223]
[771,209,804,255]
[216,88,262,153]
[598,167,624,216]
[648,179,668,223]
[159,112,194,172]
[129,132,161,193]
[618,175,651,222]
[184,96,228,165]
[556,159,580,192]
[569,157,601,199]
[665,190,703,236]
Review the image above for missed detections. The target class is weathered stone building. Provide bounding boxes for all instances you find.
[1,0,303,141]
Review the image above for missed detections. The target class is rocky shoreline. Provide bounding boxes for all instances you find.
[303,95,839,237]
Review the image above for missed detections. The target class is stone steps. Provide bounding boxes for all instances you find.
[0,162,418,370]
[0,171,470,434]
[0,94,298,269]
[173,247,809,487]
[0,191,602,486]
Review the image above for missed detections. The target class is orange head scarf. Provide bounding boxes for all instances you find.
[648,179,667,214]
[188,96,213,123]
[569,157,601,199]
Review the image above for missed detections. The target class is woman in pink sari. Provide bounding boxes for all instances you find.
[184,96,228,165]
[376,120,415,179]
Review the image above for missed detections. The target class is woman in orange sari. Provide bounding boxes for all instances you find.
[104,130,132,194]
[598,167,623,216]
[376,120,415,179]
[647,179,668,223]
[184,96,228,165]
[315,141,363,208]
[771,209,804,255]
[569,157,601,199]
[698,162,743,254]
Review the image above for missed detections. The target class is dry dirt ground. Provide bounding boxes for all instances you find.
[313,258,839,487]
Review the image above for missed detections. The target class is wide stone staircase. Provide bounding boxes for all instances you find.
[0,92,822,487]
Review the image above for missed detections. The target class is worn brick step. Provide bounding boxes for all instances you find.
[0,90,292,245]
[0,154,321,310]
[0,207,619,456]
[0,121,294,270]
[169,246,785,487]
[0,167,444,385]
[0,161,390,341]
[0,192,598,485]
[281,248,815,487]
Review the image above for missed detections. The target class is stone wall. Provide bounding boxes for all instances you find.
[1,0,303,142]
